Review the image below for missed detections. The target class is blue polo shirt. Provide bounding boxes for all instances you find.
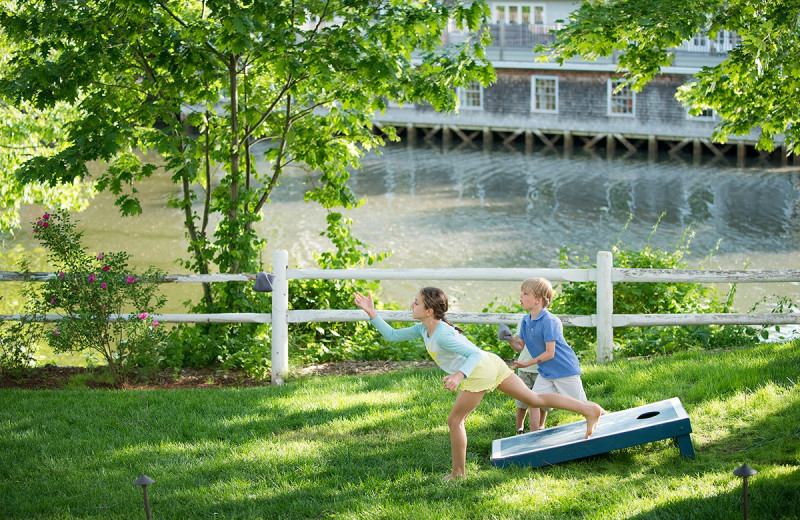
[519,308,581,380]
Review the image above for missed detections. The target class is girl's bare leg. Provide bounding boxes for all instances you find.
[445,390,485,480]
[497,374,604,438]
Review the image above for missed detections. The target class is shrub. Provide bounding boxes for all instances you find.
[552,222,760,357]
[21,211,168,385]
[288,213,394,364]
[461,298,521,360]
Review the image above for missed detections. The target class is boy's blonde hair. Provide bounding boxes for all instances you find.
[521,277,554,308]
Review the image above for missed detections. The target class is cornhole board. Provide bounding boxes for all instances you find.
[491,397,695,469]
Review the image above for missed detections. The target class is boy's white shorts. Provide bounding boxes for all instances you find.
[532,374,587,402]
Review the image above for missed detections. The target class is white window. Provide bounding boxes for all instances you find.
[687,107,716,120]
[492,3,545,24]
[607,79,635,117]
[531,75,558,113]
[457,82,484,110]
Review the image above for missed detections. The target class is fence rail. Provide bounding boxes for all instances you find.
[2,250,799,385]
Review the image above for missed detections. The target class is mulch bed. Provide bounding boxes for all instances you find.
[0,360,437,390]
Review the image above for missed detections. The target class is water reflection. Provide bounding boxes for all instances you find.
[345,146,800,264]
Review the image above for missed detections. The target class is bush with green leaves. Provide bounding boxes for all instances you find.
[288,212,404,364]
[552,224,760,358]
[461,298,521,361]
[0,319,39,373]
[0,244,47,371]
[21,211,168,384]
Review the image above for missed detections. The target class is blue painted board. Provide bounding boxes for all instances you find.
[491,397,695,469]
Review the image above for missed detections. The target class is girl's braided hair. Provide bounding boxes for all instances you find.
[419,287,463,334]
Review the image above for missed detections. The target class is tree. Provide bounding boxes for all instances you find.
[0,0,494,309]
[0,32,94,234]
[539,0,800,155]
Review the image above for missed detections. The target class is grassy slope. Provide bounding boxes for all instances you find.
[1,340,798,520]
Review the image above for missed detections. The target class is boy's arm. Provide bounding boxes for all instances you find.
[512,358,535,369]
[530,340,556,364]
[507,336,525,352]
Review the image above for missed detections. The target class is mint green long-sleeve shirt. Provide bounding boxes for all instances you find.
[368,315,485,377]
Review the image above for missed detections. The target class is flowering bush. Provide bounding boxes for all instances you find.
[24,211,168,384]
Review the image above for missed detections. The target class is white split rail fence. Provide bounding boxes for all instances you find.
[2,250,799,385]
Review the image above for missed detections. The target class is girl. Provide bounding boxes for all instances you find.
[354,287,604,481]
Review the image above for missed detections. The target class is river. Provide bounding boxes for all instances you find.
[10,143,800,314]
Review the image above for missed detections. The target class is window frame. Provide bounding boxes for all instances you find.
[457,82,484,111]
[686,107,716,121]
[492,3,546,25]
[530,75,559,114]
[607,78,636,118]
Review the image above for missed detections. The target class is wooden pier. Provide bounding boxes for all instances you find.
[373,122,799,167]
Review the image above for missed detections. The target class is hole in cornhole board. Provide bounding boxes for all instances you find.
[637,411,661,419]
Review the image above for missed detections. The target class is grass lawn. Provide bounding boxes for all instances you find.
[1,340,799,519]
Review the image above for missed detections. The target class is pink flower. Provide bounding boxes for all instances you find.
[101,282,107,289]
[126,276,136,284]
[42,222,49,228]
[42,213,50,220]
[102,265,110,272]
[96,253,103,260]
[88,273,96,283]
[50,297,57,306]
[152,321,159,327]
[58,271,65,279]
[138,313,148,319]
[53,330,60,335]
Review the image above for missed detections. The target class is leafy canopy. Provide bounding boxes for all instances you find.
[0,0,493,275]
[540,0,800,155]
[0,31,94,234]
[1,0,495,371]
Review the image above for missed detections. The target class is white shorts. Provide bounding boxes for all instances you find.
[515,371,550,411]
[532,374,587,402]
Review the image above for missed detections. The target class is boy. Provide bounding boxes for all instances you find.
[510,277,587,429]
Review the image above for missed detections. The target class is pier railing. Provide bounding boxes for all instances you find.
[2,250,799,385]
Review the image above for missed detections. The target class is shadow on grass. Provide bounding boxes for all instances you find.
[622,466,800,520]
[2,346,799,520]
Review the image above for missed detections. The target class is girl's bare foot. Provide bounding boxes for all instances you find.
[443,473,465,482]
[584,402,605,439]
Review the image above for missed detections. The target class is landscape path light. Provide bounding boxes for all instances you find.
[733,463,757,520]
[133,474,155,520]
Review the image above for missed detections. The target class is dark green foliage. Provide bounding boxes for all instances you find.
[552,223,760,357]
[461,299,521,360]
[288,212,402,363]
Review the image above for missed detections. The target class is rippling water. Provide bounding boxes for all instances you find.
[13,144,800,313]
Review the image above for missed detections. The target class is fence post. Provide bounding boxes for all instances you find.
[596,250,614,363]
[271,250,289,385]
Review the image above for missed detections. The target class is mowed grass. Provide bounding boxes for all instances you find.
[1,340,799,520]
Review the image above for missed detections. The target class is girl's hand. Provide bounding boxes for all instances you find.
[442,371,465,392]
[354,292,377,319]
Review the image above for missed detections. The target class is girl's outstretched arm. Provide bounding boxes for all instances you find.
[354,292,378,319]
